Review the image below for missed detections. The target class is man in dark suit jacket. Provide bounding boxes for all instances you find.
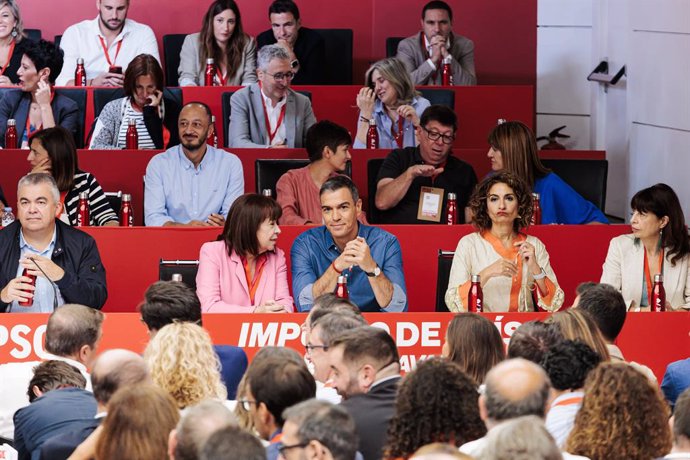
[328,326,401,460]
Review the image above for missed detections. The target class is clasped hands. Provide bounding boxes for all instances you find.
[332,237,377,274]
[481,241,541,282]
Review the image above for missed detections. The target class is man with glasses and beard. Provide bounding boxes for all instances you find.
[374,105,476,224]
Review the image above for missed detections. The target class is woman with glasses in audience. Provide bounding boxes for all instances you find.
[178,0,256,87]
[0,39,79,148]
[89,54,181,150]
[27,126,119,226]
[0,0,30,86]
[196,193,294,313]
[601,183,690,310]
[486,120,608,224]
[353,57,430,149]
[445,172,564,312]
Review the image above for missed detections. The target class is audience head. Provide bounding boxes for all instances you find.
[385,358,486,458]
[0,0,24,43]
[144,322,227,409]
[480,415,563,460]
[244,357,316,439]
[630,183,690,264]
[416,105,457,167]
[305,120,352,171]
[575,282,626,342]
[170,400,237,460]
[365,57,418,106]
[673,388,690,451]
[221,193,282,258]
[421,1,453,41]
[139,280,202,335]
[267,0,301,45]
[540,340,601,392]
[566,362,672,459]
[442,313,505,385]
[28,126,78,193]
[481,358,551,428]
[123,53,164,106]
[319,175,362,241]
[571,281,597,307]
[307,293,362,330]
[27,360,86,402]
[178,102,214,152]
[546,309,610,361]
[410,443,473,460]
[308,311,367,383]
[487,120,549,188]
[200,425,265,460]
[328,326,400,399]
[281,399,358,460]
[16,173,61,233]
[257,44,293,102]
[91,348,149,407]
[97,0,129,33]
[95,384,180,460]
[45,303,104,366]
[19,39,63,87]
[507,320,562,364]
[199,0,248,82]
[468,171,533,233]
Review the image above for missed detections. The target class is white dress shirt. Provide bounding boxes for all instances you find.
[260,89,287,146]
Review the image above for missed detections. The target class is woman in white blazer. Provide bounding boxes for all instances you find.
[601,183,690,310]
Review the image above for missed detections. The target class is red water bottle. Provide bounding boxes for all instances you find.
[126,119,138,149]
[441,56,453,86]
[366,119,378,149]
[18,268,37,307]
[446,192,457,225]
[5,119,17,148]
[334,275,349,299]
[74,58,87,86]
[120,193,133,226]
[77,191,90,227]
[651,274,666,312]
[468,274,483,312]
[207,115,219,147]
[204,58,216,86]
[530,193,541,225]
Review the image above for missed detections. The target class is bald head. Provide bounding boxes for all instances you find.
[483,358,551,424]
[91,349,149,406]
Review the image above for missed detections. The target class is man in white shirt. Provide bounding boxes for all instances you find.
[56,0,160,87]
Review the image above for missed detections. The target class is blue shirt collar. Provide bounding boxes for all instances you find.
[178,145,212,171]
[323,222,366,252]
[19,227,57,255]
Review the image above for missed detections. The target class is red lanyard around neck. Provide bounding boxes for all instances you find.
[258,82,287,145]
[643,248,664,303]
[98,36,123,68]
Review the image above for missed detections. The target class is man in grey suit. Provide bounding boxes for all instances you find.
[228,44,316,148]
[396,0,476,86]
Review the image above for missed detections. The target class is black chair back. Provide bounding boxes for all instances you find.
[158,259,200,290]
[104,191,122,215]
[24,29,41,42]
[55,88,87,148]
[436,250,454,312]
[541,159,608,211]
[162,34,187,87]
[255,159,353,198]
[418,88,455,109]
[386,37,404,58]
[93,87,182,120]
[54,35,62,49]
[314,29,353,84]
[366,158,385,223]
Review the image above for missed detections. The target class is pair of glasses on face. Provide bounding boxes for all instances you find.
[278,442,309,456]
[421,126,455,144]
[237,399,257,411]
[304,343,329,355]
[265,71,296,82]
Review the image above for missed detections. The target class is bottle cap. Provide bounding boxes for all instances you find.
[654,274,663,282]
[122,193,132,202]
[211,115,216,123]
[4,207,11,211]
[128,119,136,126]
[471,274,481,283]
[497,118,506,125]
[7,119,15,126]
[262,189,272,197]
[171,273,183,282]
[447,193,457,200]
[532,192,540,199]
[77,57,84,64]
[206,58,215,65]
[79,191,89,200]
[369,118,377,126]
[337,275,347,284]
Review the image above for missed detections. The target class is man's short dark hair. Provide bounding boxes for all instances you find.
[330,326,399,369]
[139,281,202,332]
[268,0,300,20]
[575,281,597,297]
[576,283,627,342]
[283,399,358,460]
[420,104,458,133]
[247,358,315,427]
[507,320,563,364]
[200,425,265,460]
[309,294,362,328]
[674,388,690,442]
[305,120,352,162]
[45,304,104,357]
[312,312,367,346]
[540,340,602,391]
[24,39,64,85]
[422,0,453,21]
[28,360,86,402]
[320,175,359,203]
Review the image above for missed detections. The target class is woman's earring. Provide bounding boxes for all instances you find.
[11,28,17,38]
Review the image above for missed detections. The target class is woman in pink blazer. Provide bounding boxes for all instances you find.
[196,194,294,312]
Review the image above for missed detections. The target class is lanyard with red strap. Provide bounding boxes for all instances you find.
[98,36,123,68]
[391,116,404,148]
[216,65,227,86]
[552,395,583,408]
[258,82,287,145]
[0,39,16,76]
[430,160,447,185]
[242,254,267,305]
[643,248,664,304]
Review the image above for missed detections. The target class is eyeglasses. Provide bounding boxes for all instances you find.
[237,399,258,411]
[421,126,455,144]
[265,71,295,82]
[278,442,309,456]
[305,343,329,355]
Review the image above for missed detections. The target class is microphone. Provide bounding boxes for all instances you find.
[29,257,59,311]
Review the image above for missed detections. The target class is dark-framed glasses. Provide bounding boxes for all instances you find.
[422,126,455,144]
[266,71,295,82]
[237,399,258,411]
[305,343,329,355]
[278,442,309,456]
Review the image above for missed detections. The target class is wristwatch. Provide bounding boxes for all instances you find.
[365,265,381,278]
[533,268,547,280]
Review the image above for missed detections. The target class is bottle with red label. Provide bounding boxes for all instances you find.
[205,58,216,86]
[74,58,87,87]
[77,192,90,227]
[366,119,378,149]
[5,119,17,149]
[120,193,133,226]
[334,275,349,299]
[208,115,219,147]
[126,119,138,149]
[650,274,666,312]
[530,193,541,225]
[446,192,457,225]
[441,55,453,86]
[18,268,36,307]
[468,274,483,312]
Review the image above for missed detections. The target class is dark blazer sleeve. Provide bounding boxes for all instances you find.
[54,231,108,309]
[143,91,181,149]
[53,94,80,143]
[293,29,326,85]
[4,38,29,84]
